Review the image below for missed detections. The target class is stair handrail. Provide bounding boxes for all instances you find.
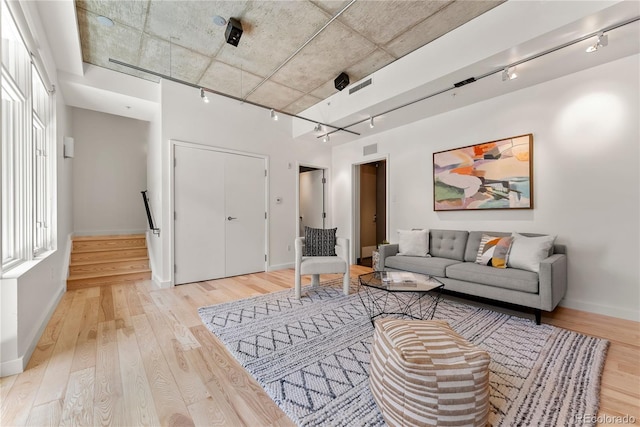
[141,190,160,236]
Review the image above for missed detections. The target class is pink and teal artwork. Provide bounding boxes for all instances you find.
[433,134,533,211]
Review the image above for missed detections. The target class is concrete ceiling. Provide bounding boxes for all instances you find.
[75,0,503,115]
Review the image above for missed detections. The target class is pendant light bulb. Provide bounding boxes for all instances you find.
[200,88,209,103]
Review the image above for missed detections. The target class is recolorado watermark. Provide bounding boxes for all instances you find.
[575,414,636,424]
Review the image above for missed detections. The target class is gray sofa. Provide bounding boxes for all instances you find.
[378,229,567,324]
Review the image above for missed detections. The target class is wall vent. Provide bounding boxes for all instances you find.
[363,143,378,156]
[349,78,372,95]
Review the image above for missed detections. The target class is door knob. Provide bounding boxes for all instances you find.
[227,216,237,221]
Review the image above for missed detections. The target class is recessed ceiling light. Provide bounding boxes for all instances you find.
[212,15,227,26]
[96,15,114,27]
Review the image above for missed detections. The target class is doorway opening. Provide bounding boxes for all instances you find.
[355,160,387,267]
[298,165,327,236]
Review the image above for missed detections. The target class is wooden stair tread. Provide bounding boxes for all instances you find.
[71,245,147,254]
[67,268,152,281]
[72,234,146,241]
[70,256,149,267]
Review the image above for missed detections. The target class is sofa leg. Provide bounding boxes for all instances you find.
[295,271,301,299]
[311,274,320,287]
[535,309,541,325]
[342,272,350,296]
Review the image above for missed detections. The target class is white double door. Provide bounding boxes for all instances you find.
[174,145,266,285]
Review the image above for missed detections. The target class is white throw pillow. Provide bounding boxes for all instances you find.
[507,232,556,273]
[397,229,430,257]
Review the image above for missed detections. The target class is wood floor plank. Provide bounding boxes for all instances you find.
[112,284,132,330]
[60,367,95,426]
[148,292,200,350]
[117,318,161,426]
[93,320,125,427]
[132,314,194,427]
[25,400,62,427]
[126,285,145,316]
[37,291,75,349]
[70,296,99,373]
[187,396,242,427]
[33,290,87,406]
[98,286,115,323]
[142,303,211,406]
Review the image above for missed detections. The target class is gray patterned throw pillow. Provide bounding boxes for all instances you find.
[303,227,337,256]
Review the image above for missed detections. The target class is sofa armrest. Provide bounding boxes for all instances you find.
[336,237,350,265]
[378,244,399,270]
[538,253,567,311]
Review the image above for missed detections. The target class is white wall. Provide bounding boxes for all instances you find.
[332,55,640,321]
[71,108,149,235]
[152,80,333,285]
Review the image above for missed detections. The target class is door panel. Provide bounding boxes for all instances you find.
[299,169,325,232]
[224,154,266,277]
[174,146,225,284]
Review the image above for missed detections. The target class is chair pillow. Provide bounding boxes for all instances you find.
[397,229,430,257]
[475,235,514,268]
[303,227,337,256]
[507,232,556,272]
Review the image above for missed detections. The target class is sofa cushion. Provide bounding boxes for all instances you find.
[430,229,468,261]
[508,233,557,273]
[303,227,336,256]
[465,231,511,262]
[385,255,460,277]
[475,235,514,268]
[398,229,429,257]
[446,262,539,293]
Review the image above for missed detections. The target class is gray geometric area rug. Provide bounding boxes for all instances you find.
[198,279,608,427]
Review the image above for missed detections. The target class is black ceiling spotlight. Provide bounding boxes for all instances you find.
[334,72,349,91]
[225,18,243,47]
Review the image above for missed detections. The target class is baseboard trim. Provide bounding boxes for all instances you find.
[559,298,639,322]
[152,274,172,289]
[268,263,294,271]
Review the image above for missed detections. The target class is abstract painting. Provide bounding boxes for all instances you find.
[433,134,533,211]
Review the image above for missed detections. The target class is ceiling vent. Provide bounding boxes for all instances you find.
[363,143,378,156]
[349,78,372,95]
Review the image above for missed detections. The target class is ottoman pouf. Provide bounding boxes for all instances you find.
[369,318,491,427]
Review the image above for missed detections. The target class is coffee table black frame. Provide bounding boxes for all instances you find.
[358,271,444,325]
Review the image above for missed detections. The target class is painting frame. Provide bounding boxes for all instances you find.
[433,134,533,211]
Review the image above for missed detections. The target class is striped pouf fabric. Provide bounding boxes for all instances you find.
[369,319,490,427]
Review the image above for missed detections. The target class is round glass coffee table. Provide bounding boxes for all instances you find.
[358,271,444,325]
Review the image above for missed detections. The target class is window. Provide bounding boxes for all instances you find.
[1,0,55,274]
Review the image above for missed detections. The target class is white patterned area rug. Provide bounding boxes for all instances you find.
[198,279,608,427]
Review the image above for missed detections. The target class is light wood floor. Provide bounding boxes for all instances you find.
[1,266,638,426]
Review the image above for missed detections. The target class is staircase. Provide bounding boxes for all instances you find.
[67,234,151,290]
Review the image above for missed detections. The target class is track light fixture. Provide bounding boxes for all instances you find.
[323,134,330,142]
[586,32,608,53]
[314,123,322,132]
[270,109,278,121]
[369,117,375,128]
[200,88,209,103]
[501,66,518,81]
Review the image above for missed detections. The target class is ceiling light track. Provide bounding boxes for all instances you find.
[107,58,360,137]
[326,16,639,138]
[243,0,358,100]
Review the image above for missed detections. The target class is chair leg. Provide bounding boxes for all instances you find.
[343,271,350,295]
[295,270,302,299]
[311,274,320,287]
